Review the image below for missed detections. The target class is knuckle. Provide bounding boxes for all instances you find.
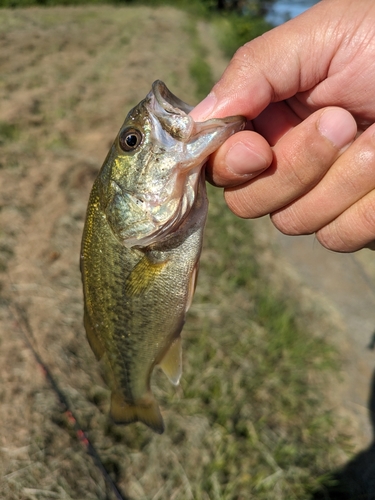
[316,194,375,252]
[271,206,313,236]
[276,147,320,191]
[275,125,335,192]
[227,41,277,101]
[340,145,375,194]
[225,187,266,219]
[226,45,260,86]
[232,42,258,67]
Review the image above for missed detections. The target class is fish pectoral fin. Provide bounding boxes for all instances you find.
[84,308,105,361]
[125,255,168,296]
[158,336,182,386]
[110,391,164,434]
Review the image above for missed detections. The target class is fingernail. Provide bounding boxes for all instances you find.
[189,93,217,121]
[318,108,357,150]
[225,142,269,177]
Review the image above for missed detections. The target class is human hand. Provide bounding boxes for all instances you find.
[191,0,375,252]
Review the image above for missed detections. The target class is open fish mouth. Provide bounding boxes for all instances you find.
[153,80,194,115]
[101,80,246,248]
[146,80,195,145]
[150,79,245,144]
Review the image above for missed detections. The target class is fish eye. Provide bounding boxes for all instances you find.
[119,128,143,152]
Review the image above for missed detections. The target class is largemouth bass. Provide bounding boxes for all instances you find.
[80,81,245,434]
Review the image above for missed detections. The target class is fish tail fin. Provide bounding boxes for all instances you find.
[110,391,164,434]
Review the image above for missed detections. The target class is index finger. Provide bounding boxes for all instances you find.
[190,1,341,121]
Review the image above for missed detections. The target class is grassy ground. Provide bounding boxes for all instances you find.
[0,6,353,500]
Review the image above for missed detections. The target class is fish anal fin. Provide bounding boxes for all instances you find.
[158,336,182,386]
[84,308,105,361]
[125,255,168,296]
[110,391,164,434]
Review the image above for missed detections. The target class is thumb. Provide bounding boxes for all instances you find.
[190,0,342,121]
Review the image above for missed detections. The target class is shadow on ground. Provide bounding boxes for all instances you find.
[311,365,375,500]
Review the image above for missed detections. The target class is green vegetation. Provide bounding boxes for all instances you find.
[186,20,216,102]
[214,13,273,57]
[0,0,263,10]
[0,122,20,145]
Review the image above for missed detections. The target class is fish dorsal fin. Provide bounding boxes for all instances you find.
[158,336,182,386]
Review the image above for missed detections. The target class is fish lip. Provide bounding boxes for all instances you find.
[152,80,246,130]
[152,80,193,116]
[149,80,194,142]
[150,80,245,143]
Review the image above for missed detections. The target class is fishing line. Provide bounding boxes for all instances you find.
[6,290,129,500]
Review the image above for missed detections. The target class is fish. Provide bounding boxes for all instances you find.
[80,80,245,434]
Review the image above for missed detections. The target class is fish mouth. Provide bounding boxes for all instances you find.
[153,80,194,115]
[150,80,195,142]
[149,80,246,160]
[105,81,246,248]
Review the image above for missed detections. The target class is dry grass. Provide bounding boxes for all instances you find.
[0,6,352,500]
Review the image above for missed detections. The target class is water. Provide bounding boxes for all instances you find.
[264,0,319,26]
